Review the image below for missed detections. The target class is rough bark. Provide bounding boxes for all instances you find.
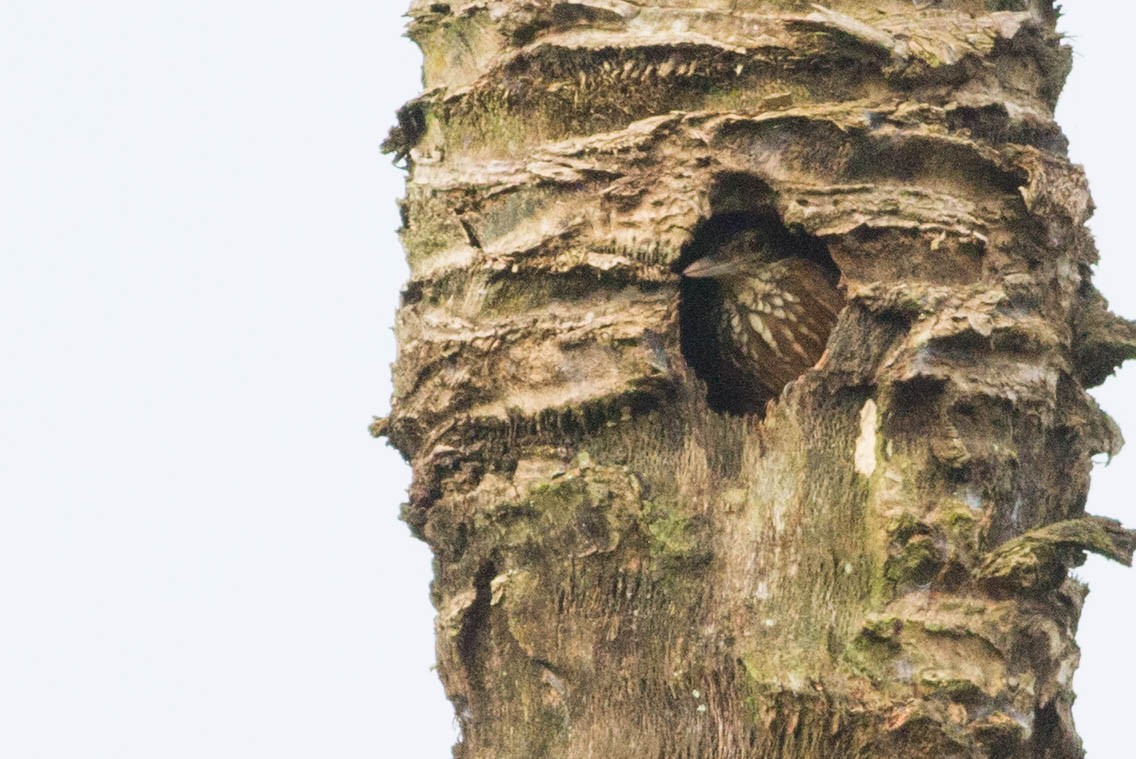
[375,2,1136,756]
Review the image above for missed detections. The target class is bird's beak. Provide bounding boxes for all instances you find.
[682,254,741,279]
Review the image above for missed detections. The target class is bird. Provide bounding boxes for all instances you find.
[682,227,844,397]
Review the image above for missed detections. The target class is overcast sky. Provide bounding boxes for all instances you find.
[1,3,1132,757]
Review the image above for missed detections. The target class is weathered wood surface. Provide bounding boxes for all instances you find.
[376,2,1136,756]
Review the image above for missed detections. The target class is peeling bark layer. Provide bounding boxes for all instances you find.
[377,2,1136,757]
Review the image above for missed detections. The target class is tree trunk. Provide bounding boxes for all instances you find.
[376,1,1136,756]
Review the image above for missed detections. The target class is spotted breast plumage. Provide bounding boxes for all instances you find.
[683,228,844,397]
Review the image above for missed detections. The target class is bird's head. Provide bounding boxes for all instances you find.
[682,227,775,283]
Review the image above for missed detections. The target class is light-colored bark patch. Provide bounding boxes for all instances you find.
[855,398,878,476]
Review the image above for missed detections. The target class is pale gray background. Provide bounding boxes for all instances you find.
[1,3,1131,757]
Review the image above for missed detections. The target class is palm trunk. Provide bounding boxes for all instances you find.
[376,2,1136,756]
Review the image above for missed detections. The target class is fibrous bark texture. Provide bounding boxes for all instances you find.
[376,2,1136,757]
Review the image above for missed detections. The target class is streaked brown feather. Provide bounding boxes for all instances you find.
[684,239,844,397]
